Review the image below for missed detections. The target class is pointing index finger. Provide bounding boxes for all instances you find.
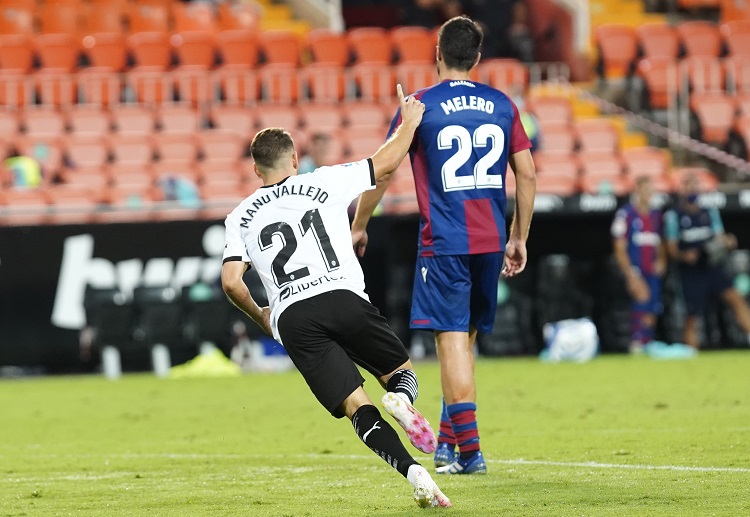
[397,83,405,107]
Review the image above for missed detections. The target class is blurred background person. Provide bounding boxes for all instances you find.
[299,132,334,175]
[664,172,750,349]
[4,145,42,188]
[611,176,666,354]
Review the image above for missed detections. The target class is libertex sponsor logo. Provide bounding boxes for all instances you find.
[278,274,345,301]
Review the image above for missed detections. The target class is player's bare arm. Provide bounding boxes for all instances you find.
[221,260,272,336]
[502,149,536,278]
[352,84,424,256]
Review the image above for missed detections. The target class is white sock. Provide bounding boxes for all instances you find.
[406,464,426,487]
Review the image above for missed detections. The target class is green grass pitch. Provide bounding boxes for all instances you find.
[1,351,749,516]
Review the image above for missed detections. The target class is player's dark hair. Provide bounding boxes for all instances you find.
[250,128,295,171]
[438,16,483,71]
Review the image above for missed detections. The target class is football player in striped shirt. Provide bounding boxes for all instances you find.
[351,16,537,474]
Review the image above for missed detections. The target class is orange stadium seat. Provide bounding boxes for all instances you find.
[621,146,669,178]
[348,27,392,64]
[64,135,110,170]
[196,130,244,164]
[34,71,77,106]
[82,33,128,72]
[594,24,638,79]
[153,134,198,167]
[209,105,254,138]
[351,63,396,102]
[37,5,81,35]
[253,104,300,131]
[152,161,199,183]
[676,21,722,58]
[720,20,750,57]
[23,108,65,138]
[537,125,576,155]
[303,64,347,103]
[215,67,259,105]
[126,66,173,105]
[97,185,158,223]
[67,106,112,136]
[127,4,170,33]
[47,184,102,225]
[112,105,156,135]
[726,55,750,92]
[635,23,680,60]
[346,133,385,160]
[298,103,344,132]
[172,2,217,34]
[344,101,390,129]
[390,26,435,63]
[682,55,725,93]
[580,174,631,196]
[171,31,217,68]
[636,57,678,110]
[0,73,31,109]
[197,161,243,185]
[576,119,620,154]
[128,32,173,68]
[535,173,578,196]
[157,105,201,134]
[648,173,674,193]
[217,2,260,32]
[579,153,624,180]
[0,35,35,72]
[0,112,20,141]
[173,66,214,105]
[735,92,750,116]
[216,29,259,68]
[396,62,438,96]
[259,31,301,66]
[532,153,580,180]
[690,92,736,145]
[0,6,34,35]
[108,164,154,187]
[0,188,50,226]
[307,29,350,66]
[258,64,299,103]
[81,4,125,34]
[62,168,109,190]
[670,167,719,191]
[16,137,64,179]
[110,134,155,166]
[527,96,572,127]
[477,59,527,93]
[35,34,81,72]
[78,68,122,107]
[199,181,250,219]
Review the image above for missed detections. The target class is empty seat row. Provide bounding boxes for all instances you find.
[0,59,528,107]
[596,20,750,79]
[0,1,260,36]
[0,103,396,140]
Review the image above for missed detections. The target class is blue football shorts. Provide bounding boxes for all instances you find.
[632,274,663,315]
[410,253,503,334]
[679,265,733,316]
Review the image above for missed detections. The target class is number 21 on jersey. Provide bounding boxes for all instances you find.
[438,123,505,192]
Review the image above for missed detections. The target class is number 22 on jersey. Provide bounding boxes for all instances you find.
[438,123,505,192]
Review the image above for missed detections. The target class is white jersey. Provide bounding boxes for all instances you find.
[223,159,376,341]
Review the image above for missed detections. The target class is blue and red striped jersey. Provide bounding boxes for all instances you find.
[611,203,663,275]
[388,80,531,257]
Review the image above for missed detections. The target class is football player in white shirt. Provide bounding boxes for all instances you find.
[221,86,451,508]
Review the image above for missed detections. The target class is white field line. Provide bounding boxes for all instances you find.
[4,452,749,474]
